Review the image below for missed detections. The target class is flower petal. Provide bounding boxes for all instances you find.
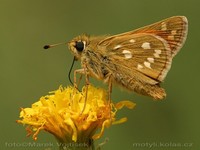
[92,119,110,140]
[115,100,136,109]
[112,117,127,125]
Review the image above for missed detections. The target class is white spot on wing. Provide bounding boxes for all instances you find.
[114,45,122,49]
[141,42,151,49]
[154,53,159,58]
[137,64,143,69]
[144,61,151,69]
[147,57,154,63]
[129,39,136,43]
[122,50,132,59]
[171,30,177,35]
[168,35,174,40]
[155,49,161,54]
[154,49,162,58]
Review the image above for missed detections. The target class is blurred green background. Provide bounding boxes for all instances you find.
[0,0,199,149]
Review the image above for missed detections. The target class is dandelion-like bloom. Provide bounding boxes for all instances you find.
[17,85,135,149]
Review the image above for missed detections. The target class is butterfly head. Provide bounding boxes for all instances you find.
[68,35,89,60]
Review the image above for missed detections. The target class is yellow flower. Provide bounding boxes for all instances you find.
[17,85,135,149]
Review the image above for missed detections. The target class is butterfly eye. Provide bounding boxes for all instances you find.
[74,41,85,52]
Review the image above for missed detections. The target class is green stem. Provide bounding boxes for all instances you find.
[57,138,95,150]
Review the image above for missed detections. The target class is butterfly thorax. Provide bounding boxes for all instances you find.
[68,34,112,80]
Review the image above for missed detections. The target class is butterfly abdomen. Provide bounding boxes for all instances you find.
[113,73,166,100]
[133,84,166,100]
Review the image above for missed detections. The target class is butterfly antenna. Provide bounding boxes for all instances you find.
[43,42,65,49]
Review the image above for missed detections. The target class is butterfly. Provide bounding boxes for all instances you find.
[45,16,188,100]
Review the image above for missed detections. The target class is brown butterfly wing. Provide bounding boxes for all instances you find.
[132,16,188,57]
[99,16,188,57]
[98,16,188,82]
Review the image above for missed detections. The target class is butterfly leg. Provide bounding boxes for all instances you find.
[108,75,112,105]
[104,73,113,103]
[74,66,90,114]
[105,74,113,123]
[77,74,83,88]
[74,69,85,89]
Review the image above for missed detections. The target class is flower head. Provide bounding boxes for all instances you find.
[17,85,135,147]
